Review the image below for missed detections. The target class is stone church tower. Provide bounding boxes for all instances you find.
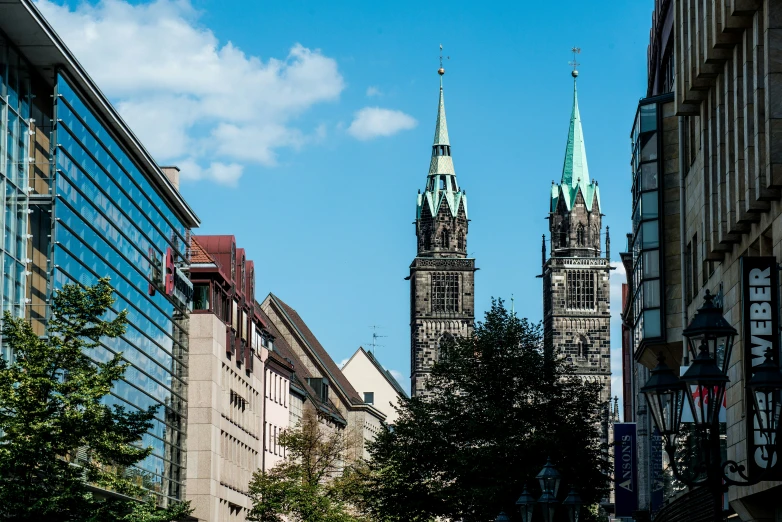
[543,73,611,405]
[408,67,476,397]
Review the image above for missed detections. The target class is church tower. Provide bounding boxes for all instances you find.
[543,65,611,405]
[408,60,476,397]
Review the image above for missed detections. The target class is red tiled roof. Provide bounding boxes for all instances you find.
[190,236,216,265]
[269,294,362,404]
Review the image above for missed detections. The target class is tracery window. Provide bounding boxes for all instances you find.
[576,223,586,246]
[566,270,595,310]
[431,273,459,312]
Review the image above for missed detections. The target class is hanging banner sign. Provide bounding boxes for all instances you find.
[650,427,664,514]
[614,423,638,517]
[740,256,781,478]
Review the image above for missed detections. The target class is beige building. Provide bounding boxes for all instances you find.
[186,236,269,522]
[261,294,386,460]
[624,1,782,520]
[342,347,408,427]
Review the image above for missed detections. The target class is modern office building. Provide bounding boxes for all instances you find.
[0,0,199,507]
[622,1,782,520]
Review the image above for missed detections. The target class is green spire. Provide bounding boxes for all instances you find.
[561,78,590,188]
[433,77,450,146]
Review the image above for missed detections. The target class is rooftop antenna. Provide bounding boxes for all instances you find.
[368,326,387,354]
[569,46,581,78]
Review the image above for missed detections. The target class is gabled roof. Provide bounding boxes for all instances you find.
[190,237,216,265]
[257,306,346,424]
[267,293,363,404]
[346,347,408,399]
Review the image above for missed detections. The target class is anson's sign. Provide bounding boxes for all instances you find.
[741,257,781,478]
[613,423,637,517]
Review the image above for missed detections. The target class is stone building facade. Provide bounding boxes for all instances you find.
[408,69,476,397]
[542,74,612,405]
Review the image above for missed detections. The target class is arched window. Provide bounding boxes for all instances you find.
[578,335,589,358]
[576,224,585,246]
[457,232,464,251]
[558,225,567,248]
[440,228,450,249]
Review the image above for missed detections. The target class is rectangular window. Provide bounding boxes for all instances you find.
[193,283,210,310]
[566,270,595,310]
[364,392,375,405]
[431,272,459,312]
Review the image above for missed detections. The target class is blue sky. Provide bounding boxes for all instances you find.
[38,0,651,405]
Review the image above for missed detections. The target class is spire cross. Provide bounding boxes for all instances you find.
[438,44,449,76]
[569,46,581,78]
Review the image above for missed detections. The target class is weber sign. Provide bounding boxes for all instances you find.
[613,423,638,517]
[741,257,781,478]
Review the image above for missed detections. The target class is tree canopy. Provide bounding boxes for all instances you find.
[358,299,610,522]
[0,278,191,521]
[247,407,365,522]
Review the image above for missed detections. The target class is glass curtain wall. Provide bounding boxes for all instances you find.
[631,100,664,349]
[0,36,32,362]
[52,72,189,505]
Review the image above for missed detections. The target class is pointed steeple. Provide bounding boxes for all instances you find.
[561,77,590,188]
[433,76,450,146]
[417,61,466,221]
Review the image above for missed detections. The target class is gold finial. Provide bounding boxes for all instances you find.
[438,44,447,75]
[569,47,581,78]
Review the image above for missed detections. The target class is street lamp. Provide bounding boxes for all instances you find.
[641,290,782,520]
[515,459,582,522]
[562,488,583,522]
[515,487,536,522]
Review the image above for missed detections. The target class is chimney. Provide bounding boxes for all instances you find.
[161,166,180,191]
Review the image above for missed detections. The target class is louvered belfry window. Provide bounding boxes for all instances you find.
[566,270,595,310]
[432,273,459,312]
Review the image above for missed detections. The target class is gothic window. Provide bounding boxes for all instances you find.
[457,232,464,251]
[566,270,595,310]
[558,225,567,248]
[431,273,459,312]
[577,335,589,357]
[576,223,586,246]
[423,232,431,250]
[440,228,450,249]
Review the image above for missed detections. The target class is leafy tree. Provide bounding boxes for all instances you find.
[0,278,192,521]
[247,407,365,522]
[356,299,610,522]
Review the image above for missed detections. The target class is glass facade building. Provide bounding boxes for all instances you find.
[0,38,31,362]
[0,4,199,506]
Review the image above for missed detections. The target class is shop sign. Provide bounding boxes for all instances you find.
[741,256,781,478]
[148,247,193,310]
[614,423,638,517]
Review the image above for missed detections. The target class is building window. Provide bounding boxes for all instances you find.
[566,270,595,310]
[577,335,589,358]
[364,392,374,405]
[431,273,459,312]
[193,283,210,310]
[576,223,585,246]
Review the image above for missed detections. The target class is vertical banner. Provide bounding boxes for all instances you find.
[614,423,638,517]
[650,427,664,514]
[740,257,781,478]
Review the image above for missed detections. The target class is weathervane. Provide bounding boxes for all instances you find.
[569,46,581,78]
[438,44,449,76]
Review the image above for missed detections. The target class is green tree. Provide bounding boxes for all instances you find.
[0,278,192,521]
[247,407,365,522]
[357,299,610,522]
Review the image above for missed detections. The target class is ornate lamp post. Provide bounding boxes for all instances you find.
[514,459,582,522]
[641,291,782,520]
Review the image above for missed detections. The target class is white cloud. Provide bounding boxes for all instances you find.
[36,0,345,185]
[366,86,381,97]
[610,261,627,420]
[347,107,417,141]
